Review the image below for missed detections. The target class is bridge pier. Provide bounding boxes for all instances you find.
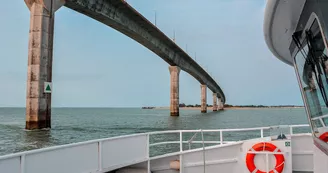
[201,85,207,113]
[169,66,180,116]
[24,0,64,130]
[218,98,224,110]
[213,93,218,111]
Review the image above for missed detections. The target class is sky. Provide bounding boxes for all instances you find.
[0,0,304,107]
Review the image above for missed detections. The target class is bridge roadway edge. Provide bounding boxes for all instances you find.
[64,0,225,103]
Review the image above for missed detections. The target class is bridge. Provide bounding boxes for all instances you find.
[24,0,226,130]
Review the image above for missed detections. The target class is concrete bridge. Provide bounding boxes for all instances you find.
[24,0,226,130]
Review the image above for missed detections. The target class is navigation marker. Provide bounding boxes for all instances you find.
[44,82,52,93]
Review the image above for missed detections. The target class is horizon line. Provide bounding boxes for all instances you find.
[0,105,305,108]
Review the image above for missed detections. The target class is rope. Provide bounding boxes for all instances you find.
[275,161,285,169]
[188,132,198,150]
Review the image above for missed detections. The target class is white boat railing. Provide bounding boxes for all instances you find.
[148,124,310,156]
[311,114,328,127]
[0,124,310,173]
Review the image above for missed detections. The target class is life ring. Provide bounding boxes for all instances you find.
[245,142,285,173]
[319,132,328,142]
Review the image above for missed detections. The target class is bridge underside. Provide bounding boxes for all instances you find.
[64,0,225,102]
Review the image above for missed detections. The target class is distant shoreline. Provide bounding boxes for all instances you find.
[0,107,305,110]
[154,106,304,110]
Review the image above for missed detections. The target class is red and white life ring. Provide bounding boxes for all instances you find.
[319,132,328,142]
[245,142,285,173]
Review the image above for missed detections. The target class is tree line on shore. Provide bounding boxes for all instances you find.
[179,103,303,108]
[179,103,213,107]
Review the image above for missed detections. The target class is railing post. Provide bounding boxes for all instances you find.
[265,153,269,173]
[147,134,150,173]
[261,129,264,138]
[20,154,25,173]
[179,131,183,173]
[220,131,223,145]
[180,131,183,152]
[148,160,151,173]
[320,118,325,127]
[147,134,150,157]
[98,141,102,171]
[201,129,206,173]
[290,126,293,135]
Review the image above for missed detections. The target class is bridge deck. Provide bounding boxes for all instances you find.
[65,0,225,102]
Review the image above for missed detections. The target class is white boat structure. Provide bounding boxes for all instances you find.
[3,0,328,172]
[0,124,313,173]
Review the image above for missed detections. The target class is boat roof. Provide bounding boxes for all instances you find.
[263,0,306,66]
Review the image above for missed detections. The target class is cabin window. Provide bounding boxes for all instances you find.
[313,119,324,128]
[323,117,328,125]
[294,19,328,135]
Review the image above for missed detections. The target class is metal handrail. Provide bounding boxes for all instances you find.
[0,124,310,173]
[0,124,310,160]
[149,141,236,147]
[148,124,309,135]
[149,124,310,153]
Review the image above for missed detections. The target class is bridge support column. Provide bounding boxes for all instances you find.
[218,98,224,110]
[169,66,180,116]
[201,85,207,113]
[213,93,218,112]
[24,0,64,130]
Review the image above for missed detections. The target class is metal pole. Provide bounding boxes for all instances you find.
[220,131,223,145]
[180,131,183,173]
[154,10,157,26]
[180,131,183,152]
[173,30,176,42]
[201,129,205,173]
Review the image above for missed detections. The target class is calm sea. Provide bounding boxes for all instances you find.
[0,108,309,156]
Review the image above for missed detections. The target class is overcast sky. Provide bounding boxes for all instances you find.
[0,0,303,107]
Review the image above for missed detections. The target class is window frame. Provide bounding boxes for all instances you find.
[293,12,328,136]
